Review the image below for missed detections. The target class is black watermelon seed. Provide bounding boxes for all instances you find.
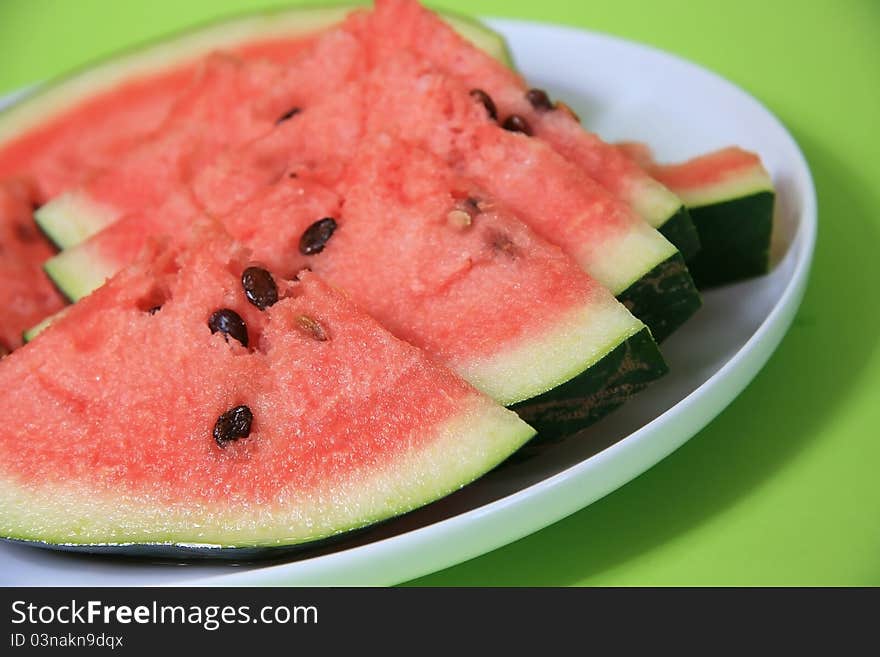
[469,89,498,121]
[148,305,162,315]
[299,217,337,255]
[208,309,249,347]
[502,115,532,136]
[276,107,301,124]
[241,266,278,310]
[214,405,253,447]
[526,88,554,111]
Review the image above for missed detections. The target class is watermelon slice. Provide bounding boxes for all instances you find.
[44,33,700,342]
[0,5,508,245]
[0,223,534,551]
[33,32,371,249]
[363,0,700,262]
[46,134,668,435]
[354,52,700,341]
[618,143,775,287]
[0,178,66,351]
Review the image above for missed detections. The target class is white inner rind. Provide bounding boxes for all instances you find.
[0,401,534,547]
[626,176,684,230]
[673,164,774,208]
[35,191,119,249]
[581,219,678,295]
[0,7,508,149]
[44,242,115,301]
[456,296,645,406]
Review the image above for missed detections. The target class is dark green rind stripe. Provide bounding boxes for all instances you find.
[617,253,702,343]
[658,204,701,262]
[687,191,775,289]
[511,326,667,440]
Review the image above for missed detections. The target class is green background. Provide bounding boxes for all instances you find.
[1,0,878,585]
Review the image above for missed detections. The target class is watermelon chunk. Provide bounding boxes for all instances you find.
[1,5,508,245]
[354,52,700,342]
[0,223,534,550]
[0,178,66,351]
[364,0,700,261]
[0,8,347,204]
[618,143,775,287]
[33,32,370,249]
[46,134,667,435]
[44,38,699,343]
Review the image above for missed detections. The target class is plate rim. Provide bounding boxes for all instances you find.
[0,17,817,587]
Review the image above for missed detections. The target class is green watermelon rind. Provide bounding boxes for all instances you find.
[512,326,667,440]
[686,191,775,289]
[617,252,702,344]
[569,216,700,341]
[666,160,775,289]
[453,301,662,410]
[657,204,701,262]
[0,404,534,548]
[0,4,509,249]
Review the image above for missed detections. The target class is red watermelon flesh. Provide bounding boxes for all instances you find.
[37,28,368,246]
[0,222,534,547]
[69,54,293,221]
[51,134,652,409]
[362,0,684,231]
[0,25,331,200]
[359,53,665,295]
[54,176,341,300]
[296,137,629,374]
[0,71,193,202]
[0,178,66,351]
[38,6,678,302]
[43,8,695,339]
[184,43,673,299]
[190,85,366,217]
[171,48,678,301]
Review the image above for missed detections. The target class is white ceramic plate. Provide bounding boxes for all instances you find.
[0,17,815,586]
